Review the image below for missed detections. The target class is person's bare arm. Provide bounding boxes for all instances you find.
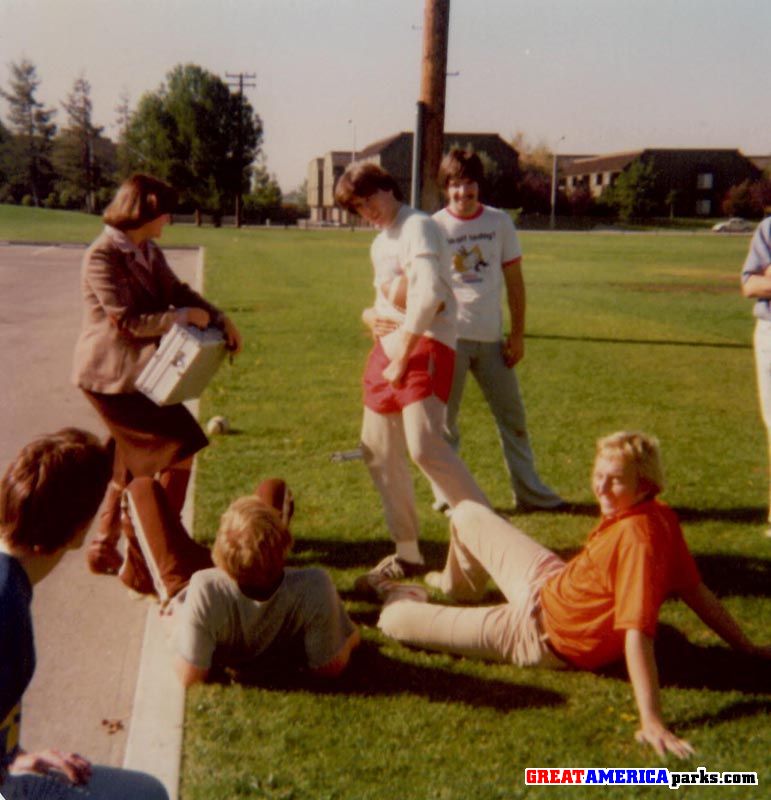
[679,582,771,657]
[624,629,695,759]
[174,655,210,688]
[309,628,361,678]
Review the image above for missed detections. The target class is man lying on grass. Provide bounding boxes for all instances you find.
[173,480,360,686]
[375,431,770,758]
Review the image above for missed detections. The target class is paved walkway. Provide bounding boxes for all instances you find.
[0,242,197,799]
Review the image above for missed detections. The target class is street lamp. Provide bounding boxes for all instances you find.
[550,135,565,230]
[348,119,356,164]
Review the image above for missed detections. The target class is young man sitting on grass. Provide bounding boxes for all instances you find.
[173,481,360,686]
[377,431,771,758]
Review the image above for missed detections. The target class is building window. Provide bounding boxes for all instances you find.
[696,199,712,215]
[697,173,713,189]
[594,173,602,186]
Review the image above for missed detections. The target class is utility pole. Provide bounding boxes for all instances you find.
[226,71,256,227]
[549,135,565,230]
[415,0,450,212]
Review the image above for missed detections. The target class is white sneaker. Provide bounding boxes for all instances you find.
[424,571,445,592]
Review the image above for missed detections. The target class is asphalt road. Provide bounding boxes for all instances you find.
[0,242,198,771]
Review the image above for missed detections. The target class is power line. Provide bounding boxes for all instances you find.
[225,72,257,227]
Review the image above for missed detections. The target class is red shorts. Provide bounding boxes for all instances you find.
[363,337,454,414]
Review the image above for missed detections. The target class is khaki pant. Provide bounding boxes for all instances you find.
[379,501,566,666]
[360,396,489,547]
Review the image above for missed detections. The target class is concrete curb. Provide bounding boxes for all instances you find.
[122,247,206,800]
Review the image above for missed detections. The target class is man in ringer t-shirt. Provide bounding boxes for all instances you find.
[430,148,563,513]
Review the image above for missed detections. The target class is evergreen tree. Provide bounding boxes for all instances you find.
[53,75,108,212]
[0,59,57,205]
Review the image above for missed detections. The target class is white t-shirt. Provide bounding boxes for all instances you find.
[174,566,356,672]
[371,204,457,355]
[433,205,522,342]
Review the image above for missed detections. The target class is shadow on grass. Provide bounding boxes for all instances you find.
[217,640,566,713]
[527,332,750,350]
[673,505,767,524]
[292,540,770,599]
[693,554,771,598]
[290,538,451,573]
[596,624,771,696]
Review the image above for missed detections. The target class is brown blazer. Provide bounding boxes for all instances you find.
[72,229,222,394]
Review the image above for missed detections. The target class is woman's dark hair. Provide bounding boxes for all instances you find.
[0,429,111,554]
[103,174,178,231]
[438,149,485,189]
[334,162,403,213]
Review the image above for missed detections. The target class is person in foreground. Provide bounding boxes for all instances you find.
[429,149,563,513]
[72,173,242,587]
[740,216,771,531]
[334,162,489,589]
[173,480,360,686]
[0,429,168,799]
[377,431,771,758]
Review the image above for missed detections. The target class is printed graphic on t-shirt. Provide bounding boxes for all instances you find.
[447,230,497,283]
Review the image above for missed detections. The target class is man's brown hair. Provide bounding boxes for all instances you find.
[0,429,111,554]
[334,162,403,213]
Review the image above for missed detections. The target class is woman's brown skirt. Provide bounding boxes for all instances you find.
[84,390,208,478]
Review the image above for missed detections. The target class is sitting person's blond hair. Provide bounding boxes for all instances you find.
[596,431,665,496]
[213,497,292,596]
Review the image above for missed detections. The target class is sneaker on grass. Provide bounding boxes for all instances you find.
[354,553,427,600]
[356,572,429,604]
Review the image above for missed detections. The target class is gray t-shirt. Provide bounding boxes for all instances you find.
[174,566,355,672]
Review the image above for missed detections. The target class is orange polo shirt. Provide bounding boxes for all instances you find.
[540,499,701,670]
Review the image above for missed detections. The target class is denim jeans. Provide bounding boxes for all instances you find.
[435,339,562,509]
[1,765,168,800]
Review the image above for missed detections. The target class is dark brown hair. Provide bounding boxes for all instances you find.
[334,162,403,213]
[438,148,485,189]
[102,173,178,231]
[0,429,111,554]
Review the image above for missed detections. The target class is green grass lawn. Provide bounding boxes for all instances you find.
[2,207,768,799]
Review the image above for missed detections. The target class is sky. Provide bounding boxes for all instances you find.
[1,0,770,193]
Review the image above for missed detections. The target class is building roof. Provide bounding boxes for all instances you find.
[356,131,518,159]
[562,151,643,176]
[328,151,355,167]
[357,132,407,159]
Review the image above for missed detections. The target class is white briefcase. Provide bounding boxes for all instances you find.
[136,324,227,406]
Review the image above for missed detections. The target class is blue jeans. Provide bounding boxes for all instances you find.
[0,766,168,800]
[436,339,562,509]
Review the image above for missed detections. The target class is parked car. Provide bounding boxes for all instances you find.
[712,217,754,233]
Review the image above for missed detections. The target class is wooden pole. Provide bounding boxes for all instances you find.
[417,0,450,212]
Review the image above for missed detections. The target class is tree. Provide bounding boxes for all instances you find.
[604,158,658,221]
[124,64,263,222]
[243,159,282,224]
[722,179,771,218]
[53,75,110,212]
[0,59,57,205]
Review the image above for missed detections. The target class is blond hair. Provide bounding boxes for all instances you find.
[595,431,665,495]
[212,496,293,587]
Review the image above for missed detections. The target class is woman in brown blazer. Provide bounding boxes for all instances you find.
[72,174,241,587]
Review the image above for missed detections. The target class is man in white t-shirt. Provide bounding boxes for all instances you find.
[334,162,489,592]
[430,149,563,512]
